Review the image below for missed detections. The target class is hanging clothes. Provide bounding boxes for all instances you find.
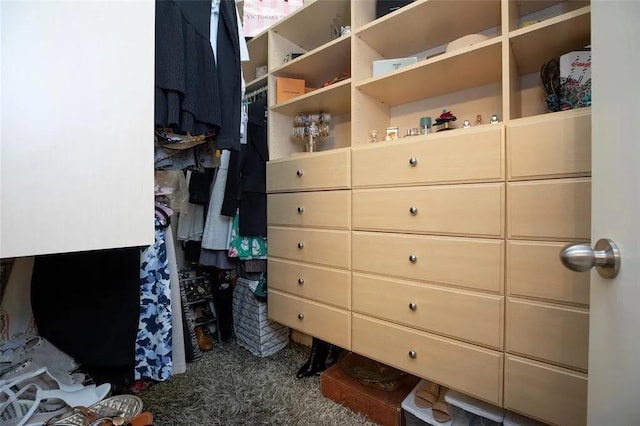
[31,247,141,385]
[228,211,267,260]
[221,96,268,237]
[135,217,174,382]
[155,0,220,136]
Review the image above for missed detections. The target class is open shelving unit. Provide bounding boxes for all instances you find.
[260,2,593,423]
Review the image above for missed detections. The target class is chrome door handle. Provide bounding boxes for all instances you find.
[560,238,620,279]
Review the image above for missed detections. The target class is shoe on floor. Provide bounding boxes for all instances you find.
[195,327,213,352]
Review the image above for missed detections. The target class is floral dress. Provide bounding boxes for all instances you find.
[135,218,173,381]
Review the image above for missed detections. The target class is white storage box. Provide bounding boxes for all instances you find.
[372,56,418,77]
[232,277,289,357]
[503,411,548,426]
[445,389,504,425]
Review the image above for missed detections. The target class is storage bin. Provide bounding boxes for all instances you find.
[402,380,507,426]
[445,389,504,426]
[232,277,289,357]
[503,410,549,426]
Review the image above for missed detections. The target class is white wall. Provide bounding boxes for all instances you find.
[1,1,155,258]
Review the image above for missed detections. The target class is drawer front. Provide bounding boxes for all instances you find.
[352,314,503,405]
[508,178,591,240]
[507,109,591,180]
[353,273,503,349]
[507,241,590,306]
[505,355,587,426]
[268,226,350,269]
[266,149,350,192]
[506,298,589,371]
[268,258,350,309]
[267,191,350,229]
[352,126,503,187]
[352,184,504,237]
[268,290,350,348]
[352,232,504,293]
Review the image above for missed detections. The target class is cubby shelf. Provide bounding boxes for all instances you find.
[356,38,502,106]
[355,0,501,59]
[243,30,269,82]
[246,74,268,91]
[270,34,351,86]
[513,0,588,20]
[271,78,351,116]
[271,0,350,51]
[510,6,591,75]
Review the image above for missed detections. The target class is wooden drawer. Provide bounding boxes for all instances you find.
[267,190,350,229]
[507,241,590,306]
[352,232,503,293]
[352,273,503,349]
[506,298,589,371]
[352,126,503,187]
[352,184,504,238]
[266,149,350,192]
[505,355,587,426]
[268,258,350,309]
[508,178,591,240]
[268,290,350,349]
[507,109,591,180]
[352,314,503,405]
[268,226,350,269]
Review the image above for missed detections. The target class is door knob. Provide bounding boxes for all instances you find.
[560,238,620,279]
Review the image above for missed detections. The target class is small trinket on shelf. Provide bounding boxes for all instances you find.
[385,126,399,141]
[369,129,379,143]
[434,108,457,132]
[463,120,471,128]
[420,117,432,135]
[490,114,499,124]
[292,112,330,152]
[475,114,483,126]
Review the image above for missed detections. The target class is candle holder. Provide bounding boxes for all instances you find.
[293,113,331,152]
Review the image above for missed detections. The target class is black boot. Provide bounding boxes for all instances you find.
[296,338,329,378]
[324,344,343,369]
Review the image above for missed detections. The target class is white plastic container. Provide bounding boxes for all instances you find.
[503,411,549,426]
[444,389,505,426]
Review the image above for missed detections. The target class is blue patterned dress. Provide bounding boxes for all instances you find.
[135,219,173,381]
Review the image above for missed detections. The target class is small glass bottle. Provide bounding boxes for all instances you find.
[369,129,378,143]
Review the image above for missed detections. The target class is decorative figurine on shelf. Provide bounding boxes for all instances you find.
[490,114,499,124]
[369,129,379,143]
[434,108,457,132]
[475,114,483,126]
[292,112,331,152]
[463,120,471,128]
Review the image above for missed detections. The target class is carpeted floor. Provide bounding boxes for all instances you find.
[138,341,379,425]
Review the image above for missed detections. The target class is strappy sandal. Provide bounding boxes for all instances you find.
[0,381,111,426]
[88,411,153,426]
[414,380,440,409]
[0,360,87,392]
[45,395,144,426]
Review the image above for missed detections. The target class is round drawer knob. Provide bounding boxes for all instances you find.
[409,254,417,263]
[297,242,304,249]
[408,350,417,359]
[409,157,418,166]
[297,206,304,213]
[409,302,417,311]
[296,169,304,177]
[298,278,305,285]
[298,313,304,320]
[409,206,418,215]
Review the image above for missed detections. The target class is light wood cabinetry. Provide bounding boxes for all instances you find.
[264,2,591,424]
